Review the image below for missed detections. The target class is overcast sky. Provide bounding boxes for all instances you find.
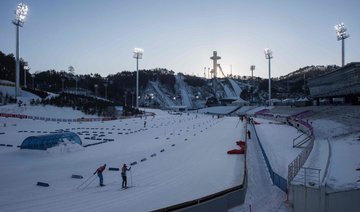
[1,0,359,78]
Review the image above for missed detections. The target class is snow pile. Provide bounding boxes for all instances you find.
[46,139,84,154]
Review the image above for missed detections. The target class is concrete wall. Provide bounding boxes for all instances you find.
[326,189,360,212]
[292,185,324,212]
[292,186,360,212]
[154,171,247,212]
[178,178,247,212]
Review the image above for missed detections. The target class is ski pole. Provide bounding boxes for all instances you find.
[130,169,133,187]
[81,175,97,191]
[76,173,95,189]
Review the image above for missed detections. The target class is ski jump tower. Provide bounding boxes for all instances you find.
[210,51,221,96]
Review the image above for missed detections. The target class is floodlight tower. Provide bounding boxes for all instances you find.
[23,62,29,88]
[264,48,273,106]
[250,65,255,81]
[334,22,350,67]
[61,78,65,92]
[13,3,28,97]
[250,65,255,102]
[94,84,98,97]
[133,48,143,109]
[104,81,108,99]
[31,74,35,89]
[75,76,79,95]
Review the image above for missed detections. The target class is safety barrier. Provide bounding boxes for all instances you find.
[251,123,288,192]
[287,117,315,184]
[253,113,315,186]
[0,112,116,122]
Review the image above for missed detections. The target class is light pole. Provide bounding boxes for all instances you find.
[250,65,255,82]
[264,48,273,106]
[24,62,29,88]
[94,84,98,97]
[75,77,79,95]
[131,91,134,108]
[61,78,65,92]
[250,65,255,103]
[133,48,144,109]
[334,22,350,67]
[13,3,28,97]
[31,74,35,89]
[104,82,108,99]
[124,91,127,106]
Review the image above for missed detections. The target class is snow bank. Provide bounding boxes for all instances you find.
[46,140,84,154]
[254,118,303,178]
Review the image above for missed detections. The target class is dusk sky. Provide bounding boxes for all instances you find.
[1,0,359,78]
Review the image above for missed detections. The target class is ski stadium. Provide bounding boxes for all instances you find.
[0,86,359,212]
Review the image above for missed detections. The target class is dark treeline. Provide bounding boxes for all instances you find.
[1,50,340,104]
[0,50,176,105]
[30,93,115,117]
[0,51,31,86]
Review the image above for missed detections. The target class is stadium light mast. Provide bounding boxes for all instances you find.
[31,73,35,89]
[61,78,65,92]
[24,62,29,88]
[264,48,273,106]
[334,22,350,67]
[104,81,108,99]
[250,65,255,82]
[133,48,143,109]
[250,65,255,103]
[13,3,28,97]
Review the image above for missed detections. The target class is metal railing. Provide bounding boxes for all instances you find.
[288,130,314,183]
[292,167,321,188]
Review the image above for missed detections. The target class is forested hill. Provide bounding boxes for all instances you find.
[0,50,338,104]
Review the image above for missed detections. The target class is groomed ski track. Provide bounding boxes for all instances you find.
[0,111,245,212]
[230,124,286,212]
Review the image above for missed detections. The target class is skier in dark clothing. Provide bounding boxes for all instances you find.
[94,164,106,186]
[247,130,251,139]
[121,164,131,188]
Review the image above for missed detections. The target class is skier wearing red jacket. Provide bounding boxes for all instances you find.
[94,164,106,186]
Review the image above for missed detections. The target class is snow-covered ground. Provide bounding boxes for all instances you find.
[197,106,240,114]
[0,85,40,104]
[1,102,359,211]
[0,104,98,119]
[175,74,193,108]
[267,106,360,191]
[0,106,245,211]
[252,118,303,178]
